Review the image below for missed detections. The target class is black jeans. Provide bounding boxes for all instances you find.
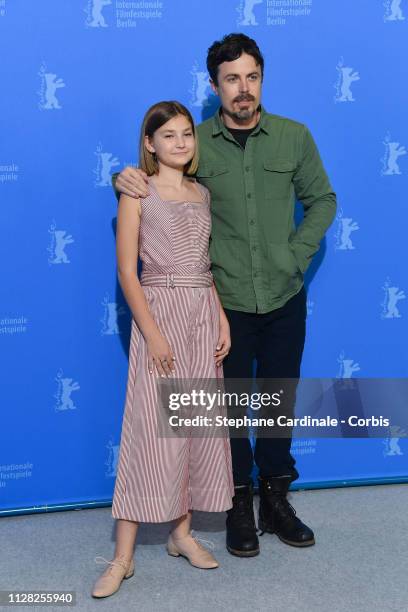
[223,285,307,486]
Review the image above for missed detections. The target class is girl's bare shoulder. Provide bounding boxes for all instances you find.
[118,193,142,217]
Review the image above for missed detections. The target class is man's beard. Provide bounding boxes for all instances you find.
[222,98,258,123]
[233,108,254,120]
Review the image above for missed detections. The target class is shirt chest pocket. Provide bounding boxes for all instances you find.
[263,159,297,200]
[195,163,229,200]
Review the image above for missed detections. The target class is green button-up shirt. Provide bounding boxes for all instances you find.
[112,105,336,314]
[194,105,336,313]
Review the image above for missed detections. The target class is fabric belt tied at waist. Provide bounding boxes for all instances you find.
[140,272,213,289]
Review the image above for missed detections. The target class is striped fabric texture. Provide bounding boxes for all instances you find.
[111,177,234,523]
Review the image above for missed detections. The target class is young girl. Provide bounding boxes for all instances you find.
[91,101,234,598]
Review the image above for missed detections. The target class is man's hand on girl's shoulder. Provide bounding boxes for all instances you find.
[113,166,150,199]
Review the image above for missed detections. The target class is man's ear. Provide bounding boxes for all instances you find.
[209,79,218,96]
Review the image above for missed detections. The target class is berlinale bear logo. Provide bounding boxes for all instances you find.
[84,0,111,27]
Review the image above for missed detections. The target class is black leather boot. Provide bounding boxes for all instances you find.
[258,476,315,547]
[226,483,260,557]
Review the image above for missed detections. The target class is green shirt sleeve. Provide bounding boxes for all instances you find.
[290,125,337,273]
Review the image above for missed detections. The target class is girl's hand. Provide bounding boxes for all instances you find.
[147,331,176,377]
[214,317,231,367]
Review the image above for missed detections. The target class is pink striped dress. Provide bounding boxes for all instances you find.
[111,176,234,523]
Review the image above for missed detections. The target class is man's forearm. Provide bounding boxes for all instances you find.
[291,124,337,273]
[290,191,337,273]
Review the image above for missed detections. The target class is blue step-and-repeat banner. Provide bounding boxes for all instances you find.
[1,0,407,515]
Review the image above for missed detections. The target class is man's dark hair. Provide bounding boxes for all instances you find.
[206,33,264,86]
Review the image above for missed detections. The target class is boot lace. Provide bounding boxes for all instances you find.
[259,495,297,536]
[276,496,297,518]
[230,493,256,530]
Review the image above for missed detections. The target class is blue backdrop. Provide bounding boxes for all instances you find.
[1,0,407,515]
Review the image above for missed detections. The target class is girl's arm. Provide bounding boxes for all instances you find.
[116,194,175,376]
[116,194,158,341]
[211,282,229,328]
[211,282,231,366]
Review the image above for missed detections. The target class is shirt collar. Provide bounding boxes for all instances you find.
[212,104,269,137]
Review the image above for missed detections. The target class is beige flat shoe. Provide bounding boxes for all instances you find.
[91,555,134,598]
[166,530,219,569]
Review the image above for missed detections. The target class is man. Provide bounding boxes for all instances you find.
[112,33,336,557]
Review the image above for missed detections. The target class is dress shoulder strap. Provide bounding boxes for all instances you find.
[195,180,210,205]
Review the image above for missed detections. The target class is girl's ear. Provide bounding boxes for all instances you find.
[144,135,155,154]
